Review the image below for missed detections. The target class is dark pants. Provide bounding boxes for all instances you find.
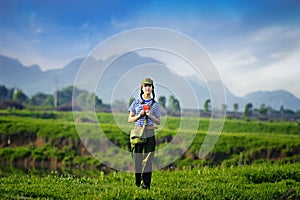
[131,130,155,189]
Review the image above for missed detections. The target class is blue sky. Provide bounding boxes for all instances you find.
[1,0,300,98]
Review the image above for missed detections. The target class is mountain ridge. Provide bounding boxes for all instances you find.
[0,54,299,111]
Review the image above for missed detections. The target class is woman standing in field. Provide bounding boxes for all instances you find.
[128,77,161,190]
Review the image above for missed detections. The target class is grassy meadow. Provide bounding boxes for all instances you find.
[1,164,300,199]
[0,109,300,199]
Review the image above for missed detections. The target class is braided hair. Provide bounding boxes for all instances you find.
[140,84,156,106]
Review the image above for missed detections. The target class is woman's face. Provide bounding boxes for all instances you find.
[142,84,153,94]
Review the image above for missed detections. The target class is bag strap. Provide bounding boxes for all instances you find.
[143,116,147,127]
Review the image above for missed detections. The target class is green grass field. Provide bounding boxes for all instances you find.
[0,109,300,199]
[1,164,300,199]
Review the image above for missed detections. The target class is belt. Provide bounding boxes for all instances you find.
[135,125,158,130]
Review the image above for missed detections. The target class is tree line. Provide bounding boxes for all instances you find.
[0,85,181,114]
[0,85,106,111]
[0,84,299,120]
[203,99,300,121]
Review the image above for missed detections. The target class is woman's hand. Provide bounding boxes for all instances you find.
[128,111,144,123]
[139,110,146,117]
[145,110,150,116]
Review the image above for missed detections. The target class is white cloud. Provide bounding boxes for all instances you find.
[254,47,300,96]
[253,26,284,42]
[270,51,287,59]
[110,18,129,30]
[210,25,300,98]
[23,11,45,37]
[214,50,259,70]
[217,46,300,98]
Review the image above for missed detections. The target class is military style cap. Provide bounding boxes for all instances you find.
[141,77,153,85]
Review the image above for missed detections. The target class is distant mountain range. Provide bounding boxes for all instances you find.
[1,54,300,111]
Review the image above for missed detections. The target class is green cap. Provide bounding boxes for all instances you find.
[141,77,153,85]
